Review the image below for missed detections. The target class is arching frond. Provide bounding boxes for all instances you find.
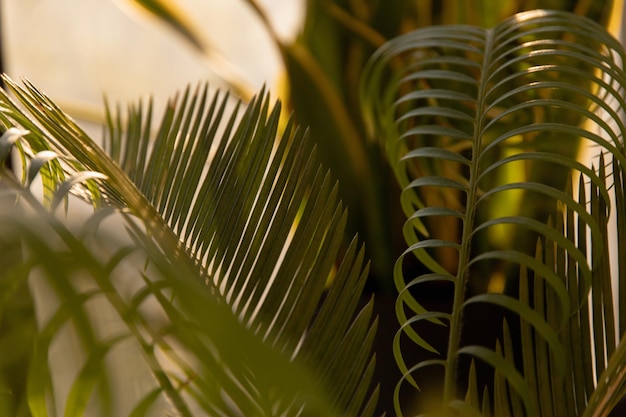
[0,79,378,416]
[361,9,626,417]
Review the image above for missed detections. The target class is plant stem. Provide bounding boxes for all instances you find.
[243,0,282,46]
[441,27,495,410]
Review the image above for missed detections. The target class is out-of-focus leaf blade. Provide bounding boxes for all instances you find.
[112,0,204,53]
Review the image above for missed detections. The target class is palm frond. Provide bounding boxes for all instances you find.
[0,79,378,416]
[361,9,626,416]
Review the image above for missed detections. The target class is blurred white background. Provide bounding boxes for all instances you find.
[2,0,303,117]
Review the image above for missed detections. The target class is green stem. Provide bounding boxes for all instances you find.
[442,27,495,410]
[243,0,282,47]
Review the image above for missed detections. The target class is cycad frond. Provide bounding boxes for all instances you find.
[0,79,378,416]
[362,9,626,417]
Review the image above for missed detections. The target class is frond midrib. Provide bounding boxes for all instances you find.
[441,26,495,407]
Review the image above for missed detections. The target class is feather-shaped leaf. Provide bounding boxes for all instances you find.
[0,78,378,416]
[362,9,626,416]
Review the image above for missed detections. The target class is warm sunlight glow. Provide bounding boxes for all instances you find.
[487,271,506,293]
[510,8,551,24]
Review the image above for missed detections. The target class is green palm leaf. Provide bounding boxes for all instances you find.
[362,9,626,416]
[0,79,378,416]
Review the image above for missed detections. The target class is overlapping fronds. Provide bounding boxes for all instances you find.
[0,79,378,416]
[361,9,626,416]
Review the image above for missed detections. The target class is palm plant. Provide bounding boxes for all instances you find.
[361,8,626,417]
[3,5,626,417]
[0,80,378,416]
